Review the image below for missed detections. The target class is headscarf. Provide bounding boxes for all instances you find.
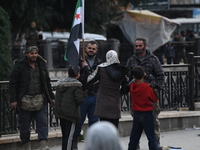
[87,50,120,82]
[98,50,120,67]
[85,121,125,150]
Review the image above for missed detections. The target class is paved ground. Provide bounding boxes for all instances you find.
[49,128,200,150]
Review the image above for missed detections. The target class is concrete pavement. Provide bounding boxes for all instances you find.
[49,128,200,150]
[1,111,200,150]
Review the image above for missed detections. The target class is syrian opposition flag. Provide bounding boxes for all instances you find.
[64,0,84,75]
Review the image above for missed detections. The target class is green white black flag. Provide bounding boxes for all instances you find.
[64,0,84,74]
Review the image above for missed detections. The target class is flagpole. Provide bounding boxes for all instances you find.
[82,0,85,62]
[82,39,85,61]
[64,0,84,75]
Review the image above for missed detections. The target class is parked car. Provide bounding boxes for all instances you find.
[38,31,107,41]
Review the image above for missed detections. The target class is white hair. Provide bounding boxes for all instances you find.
[85,121,125,150]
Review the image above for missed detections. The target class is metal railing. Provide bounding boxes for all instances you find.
[1,53,200,136]
[2,37,200,136]
[0,81,59,137]
[160,64,189,110]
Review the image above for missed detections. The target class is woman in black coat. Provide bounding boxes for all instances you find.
[87,50,129,128]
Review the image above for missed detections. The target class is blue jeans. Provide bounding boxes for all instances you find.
[18,103,48,144]
[75,95,99,137]
[128,111,158,150]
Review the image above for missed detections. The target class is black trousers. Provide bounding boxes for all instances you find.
[60,118,76,150]
[99,117,119,128]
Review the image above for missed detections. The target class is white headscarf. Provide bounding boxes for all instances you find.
[87,50,120,82]
[85,121,125,150]
[98,50,120,67]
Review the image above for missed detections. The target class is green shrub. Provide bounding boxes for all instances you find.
[0,6,12,81]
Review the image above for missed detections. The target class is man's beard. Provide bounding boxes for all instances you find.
[136,48,145,55]
[86,51,96,57]
[27,57,37,63]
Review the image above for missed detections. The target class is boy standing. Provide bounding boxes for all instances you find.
[55,66,84,150]
[128,66,158,150]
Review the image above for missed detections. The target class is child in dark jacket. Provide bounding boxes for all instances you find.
[128,66,158,150]
[55,66,84,150]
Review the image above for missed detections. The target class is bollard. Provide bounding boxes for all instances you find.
[188,52,195,110]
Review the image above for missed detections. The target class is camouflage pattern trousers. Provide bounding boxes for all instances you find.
[153,102,160,144]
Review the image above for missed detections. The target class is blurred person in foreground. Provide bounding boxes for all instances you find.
[85,121,125,150]
[126,38,164,149]
[9,45,55,150]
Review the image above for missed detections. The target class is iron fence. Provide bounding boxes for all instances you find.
[0,81,59,137]
[1,53,200,136]
[3,38,200,136]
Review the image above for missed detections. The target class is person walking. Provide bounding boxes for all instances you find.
[9,45,55,150]
[55,66,84,150]
[126,38,164,149]
[25,21,39,46]
[87,50,128,128]
[172,32,186,64]
[128,66,158,150]
[185,30,197,61]
[73,41,101,150]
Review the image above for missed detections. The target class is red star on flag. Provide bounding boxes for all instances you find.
[64,0,84,75]
[75,13,81,20]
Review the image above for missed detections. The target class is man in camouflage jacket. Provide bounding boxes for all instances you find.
[126,38,165,148]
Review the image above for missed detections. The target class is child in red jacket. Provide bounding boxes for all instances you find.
[128,66,158,150]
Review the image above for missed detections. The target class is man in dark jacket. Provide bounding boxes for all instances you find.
[126,38,165,149]
[25,22,39,46]
[73,41,101,150]
[173,32,186,64]
[9,45,55,150]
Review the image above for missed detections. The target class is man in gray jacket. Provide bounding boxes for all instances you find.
[126,38,165,149]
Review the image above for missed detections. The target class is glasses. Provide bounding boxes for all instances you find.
[87,47,97,50]
[135,45,143,47]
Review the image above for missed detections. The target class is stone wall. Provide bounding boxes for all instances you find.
[49,70,68,80]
